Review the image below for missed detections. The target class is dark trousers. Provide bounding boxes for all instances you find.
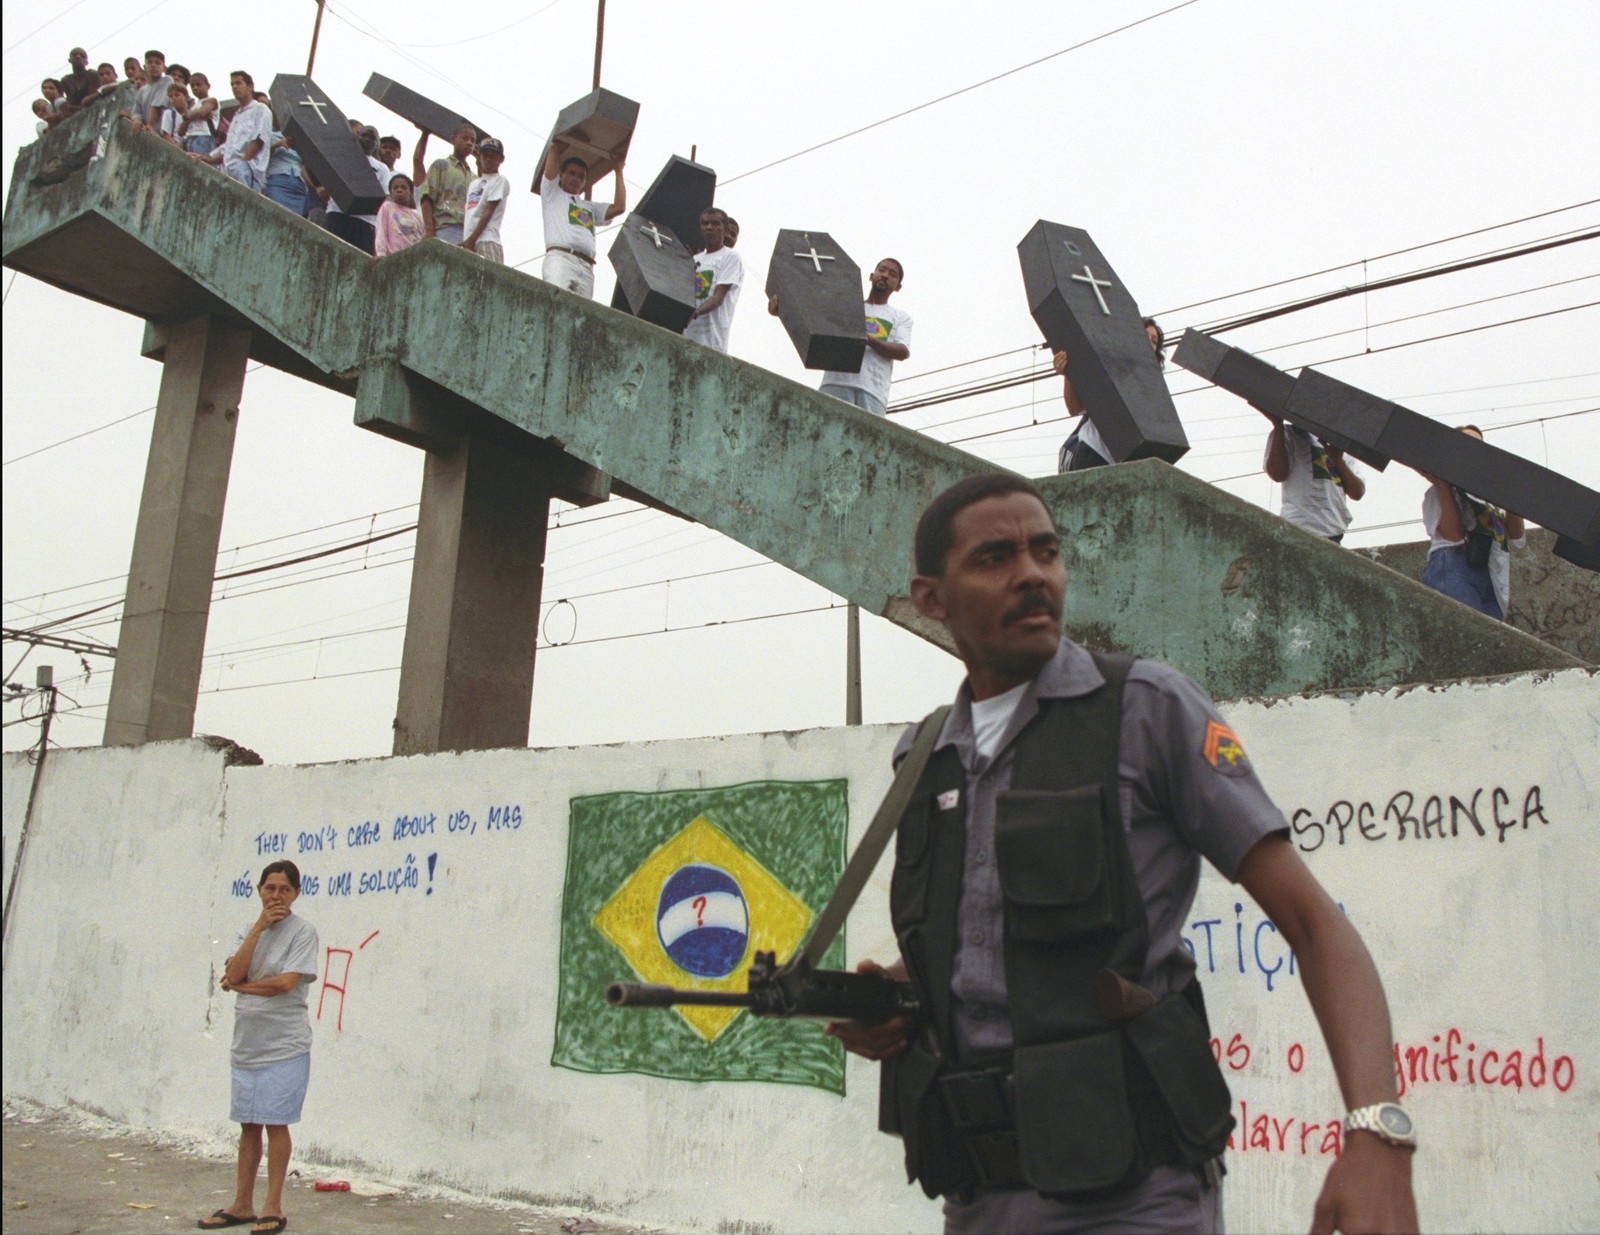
[326,213,375,256]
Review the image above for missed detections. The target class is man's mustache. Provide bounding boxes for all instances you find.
[1002,593,1061,626]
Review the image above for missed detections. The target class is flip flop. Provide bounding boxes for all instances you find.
[250,1219,288,1235]
[196,1213,256,1230]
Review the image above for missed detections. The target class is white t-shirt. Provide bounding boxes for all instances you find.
[1277,426,1354,538]
[1422,485,1524,615]
[822,300,914,407]
[465,172,509,247]
[221,99,273,179]
[684,245,744,353]
[970,682,1029,761]
[540,174,611,257]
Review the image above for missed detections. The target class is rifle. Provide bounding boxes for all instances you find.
[605,706,949,1030]
[607,950,916,1025]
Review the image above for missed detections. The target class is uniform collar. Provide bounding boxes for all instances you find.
[937,638,1102,762]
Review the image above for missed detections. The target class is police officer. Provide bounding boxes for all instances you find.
[829,472,1419,1234]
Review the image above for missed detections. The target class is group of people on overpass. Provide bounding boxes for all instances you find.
[1051,330,1528,621]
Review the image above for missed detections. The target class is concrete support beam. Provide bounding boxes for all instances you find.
[103,315,251,745]
[393,434,552,756]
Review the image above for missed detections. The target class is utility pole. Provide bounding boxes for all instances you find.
[307,0,327,76]
[845,603,862,725]
[2,666,57,962]
[593,0,606,89]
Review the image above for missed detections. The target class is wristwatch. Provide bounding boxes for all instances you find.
[1344,1102,1417,1150]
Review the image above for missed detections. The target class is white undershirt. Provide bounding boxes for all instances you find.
[970,682,1029,761]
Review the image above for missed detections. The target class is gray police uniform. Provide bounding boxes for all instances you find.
[890,638,1287,1235]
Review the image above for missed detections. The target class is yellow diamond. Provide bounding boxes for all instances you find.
[593,815,814,1042]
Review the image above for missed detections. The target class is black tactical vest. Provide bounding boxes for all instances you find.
[882,653,1235,1200]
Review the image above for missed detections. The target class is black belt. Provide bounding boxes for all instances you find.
[546,245,595,265]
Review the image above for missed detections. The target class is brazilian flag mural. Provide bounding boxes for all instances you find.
[552,780,850,1094]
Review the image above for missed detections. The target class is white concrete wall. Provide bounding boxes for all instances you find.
[3,668,1597,1234]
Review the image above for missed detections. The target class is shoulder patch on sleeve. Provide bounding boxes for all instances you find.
[1203,719,1250,775]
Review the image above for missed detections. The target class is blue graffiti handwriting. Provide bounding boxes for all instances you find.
[300,874,321,896]
[357,853,421,896]
[486,804,522,831]
[392,813,436,842]
[447,809,475,835]
[255,831,288,856]
[347,820,383,847]
[229,871,254,899]
[297,825,338,855]
[1179,901,1346,993]
[325,871,353,897]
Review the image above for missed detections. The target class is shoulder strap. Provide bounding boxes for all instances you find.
[798,705,952,969]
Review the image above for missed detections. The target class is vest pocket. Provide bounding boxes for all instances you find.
[1122,990,1236,1163]
[1013,1033,1136,1194]
[888,1043,976,1200]
[995,787,1114,941]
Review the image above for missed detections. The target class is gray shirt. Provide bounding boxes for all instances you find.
[896,638,1286,1058]
[230,913,319,1068]
[134,74,172,125]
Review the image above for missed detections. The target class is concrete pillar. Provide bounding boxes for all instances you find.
[103,315,251,746]
[393,435,552,755]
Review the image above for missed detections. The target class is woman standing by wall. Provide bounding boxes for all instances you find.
[197,861,319,1234]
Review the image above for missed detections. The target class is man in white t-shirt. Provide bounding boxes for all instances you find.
[190,72,272,192]
[538,141,626,297]
[684,208,743,354]
[463,137,509,264]
[769,257,912,416]
[1263,423,1365,542]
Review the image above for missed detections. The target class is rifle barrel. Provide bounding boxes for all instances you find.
[606,982,755,1009]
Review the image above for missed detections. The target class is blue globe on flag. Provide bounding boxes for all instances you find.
[657,864,749,978]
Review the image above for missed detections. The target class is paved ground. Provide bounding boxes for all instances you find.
[3,1102,656,1235]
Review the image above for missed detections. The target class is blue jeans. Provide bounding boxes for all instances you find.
[819,383,886,416]
[183,133,216,156]
[263,174,308,214]
[1422,545,1501,619]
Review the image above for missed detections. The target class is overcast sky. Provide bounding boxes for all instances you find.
[3,0,1596,763]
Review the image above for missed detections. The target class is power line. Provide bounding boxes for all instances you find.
[1,363,265,468]
[722,0,1202,185]
[0,0,93,57]
[1200,229,1598,336]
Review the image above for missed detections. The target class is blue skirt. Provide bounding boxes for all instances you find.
[230,1052,310,1126]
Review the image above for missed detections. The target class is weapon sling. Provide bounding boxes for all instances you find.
[799,705,951,969]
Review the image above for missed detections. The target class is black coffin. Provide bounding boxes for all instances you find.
[610,155,716,314]
[1018,220,1187,464]
[1287,368,1600,554]
[268,74,384,214]
[535,87,638,193]
[610,213,696,332]
[363,73,489,142]
[1173,329,1389,471]
[766,229,864,372]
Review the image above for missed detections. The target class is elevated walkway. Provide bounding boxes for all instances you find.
[3,100,1580,751]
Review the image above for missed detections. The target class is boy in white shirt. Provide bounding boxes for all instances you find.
[464,138,509,264]
[770,257,912,415]
[684,208,743,354]
[538,140,626,297]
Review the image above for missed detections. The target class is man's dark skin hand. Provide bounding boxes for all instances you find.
[824,959,910,1059]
